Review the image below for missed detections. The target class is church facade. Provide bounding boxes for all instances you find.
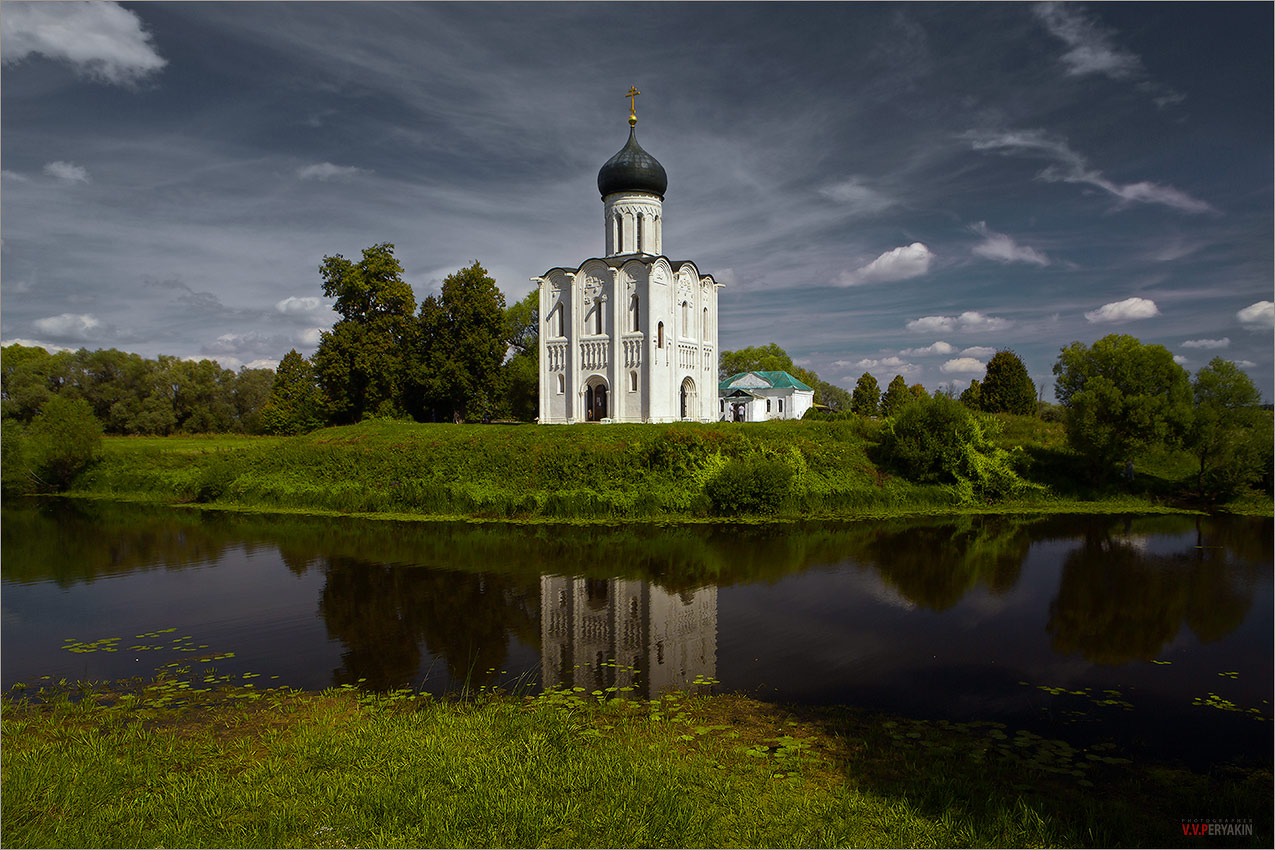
[534,93,722,423]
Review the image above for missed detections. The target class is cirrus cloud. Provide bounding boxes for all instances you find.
[1237,301,1273,330]
[43,161,90,184]
[1084,297,1159,324]
[1,1,166,85]
[969,221,1049,266]
[839,242,934,287]
[1181,338,1230,349]
[297,162,369,181]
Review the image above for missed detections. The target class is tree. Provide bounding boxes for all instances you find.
[312,243,418,423]
[881,375,910,417]
[718,342,848,409]
[851,372,880,417]
[497,288,539,421]
[1185,358,1267,500]
[979,350,1036,414]
[416,261,507,423]
[233,367,276,434]
[907,383,929,404]
[959,379,982,409]
[1052,334,1192,480]
[23,396,103,490]
[260,350,324,435]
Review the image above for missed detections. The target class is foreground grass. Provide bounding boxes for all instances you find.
[3,682,1270,849]
[66,418,1265,522]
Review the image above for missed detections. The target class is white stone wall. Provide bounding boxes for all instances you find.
[604,192,663,256]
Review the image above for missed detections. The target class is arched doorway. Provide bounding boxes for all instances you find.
[680,377,697,420]
[584,378,608,421]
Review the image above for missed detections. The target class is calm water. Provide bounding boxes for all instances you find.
[2,500,1270,769]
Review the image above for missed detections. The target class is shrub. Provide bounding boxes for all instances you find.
[880,395,1035,503]
[23,396,104,490]
[704,455,794,515]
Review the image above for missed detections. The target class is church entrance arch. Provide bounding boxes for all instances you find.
[584,377,609,421]
[679,377,697,420]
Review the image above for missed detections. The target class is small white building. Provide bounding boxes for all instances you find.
[718,371,815,422]
[534,95,723,423]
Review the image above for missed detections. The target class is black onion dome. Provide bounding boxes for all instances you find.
[597,125,667,199]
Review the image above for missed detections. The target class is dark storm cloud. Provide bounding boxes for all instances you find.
[1,2,1270,397]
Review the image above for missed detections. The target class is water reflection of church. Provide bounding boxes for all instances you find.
[540,576,716,699]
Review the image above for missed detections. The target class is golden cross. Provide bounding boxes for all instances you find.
[626,85,640,119]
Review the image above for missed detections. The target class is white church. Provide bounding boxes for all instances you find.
[534,91,722,423]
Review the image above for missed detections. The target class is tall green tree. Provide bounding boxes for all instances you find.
[417,261,507,423]
[1185,357,1267,500]
[497,288,539,421]
[22,395,103,491]
[1052,334,1192,480]
[881,375,910,417]
[260,350,324,435]
[851,372,880,417]
[979,350,1036,414]
[313,243,418,423]
[233,367,276,434]
[959,379,982,409]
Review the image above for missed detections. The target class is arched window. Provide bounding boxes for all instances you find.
[766,399,772,413]
[779,399,784,413]
[630,295,639,332]
[593,303,602,335]
[637,215,644,252]
[658,322,664,348]
[554,305,564,337]
[703,306,708,337]
[629,371,638,392]
[556,374,565,394]
[681,300,689,331]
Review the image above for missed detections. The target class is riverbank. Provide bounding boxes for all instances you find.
[2,680,1268,849]
[65,419,1271,522]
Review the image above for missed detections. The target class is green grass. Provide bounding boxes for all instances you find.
[3,681,1269,848]
[64,418,1268,522]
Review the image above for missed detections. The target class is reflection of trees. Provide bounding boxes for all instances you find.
[317,560,538,690]
[854,516,1034,610]
[1046,517,1262,664]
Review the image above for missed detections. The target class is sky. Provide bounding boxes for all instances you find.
[2,1,1272,400]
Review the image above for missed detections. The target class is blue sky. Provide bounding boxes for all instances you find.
[2,1,1271,400]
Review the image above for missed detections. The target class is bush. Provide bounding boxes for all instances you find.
[880,395,1035,503]
[704,455,794,515]
[23,396,104,490]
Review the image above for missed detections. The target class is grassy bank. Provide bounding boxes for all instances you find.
[3,680,1268,849]
[66,418,1266,522]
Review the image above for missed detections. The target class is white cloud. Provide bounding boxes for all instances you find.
[1084,297,1159,324]
[899,341,955,356]
[941,357,986,374]
[819,177,896,216]
[275,295,325,315]
[0,338,73,353]
[245,358,279,371]
[1,169,29,182]
[960,346,997,358]
[966,129,1213,214]
[32,312,101,340]
[969,221,1049,266]
[1173,355,1187,364]
[850,356,915,373]
[1231,359,1256,368]
[298,328,324,346]
[297,162,369,181]
[1,1,166,85]
[1033,2,1141,79]
[43,161,90,184]
[839,242,934,286]
[1181,338,1230,349]
[1237,301,1274,330]
[907,311,1012,334]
